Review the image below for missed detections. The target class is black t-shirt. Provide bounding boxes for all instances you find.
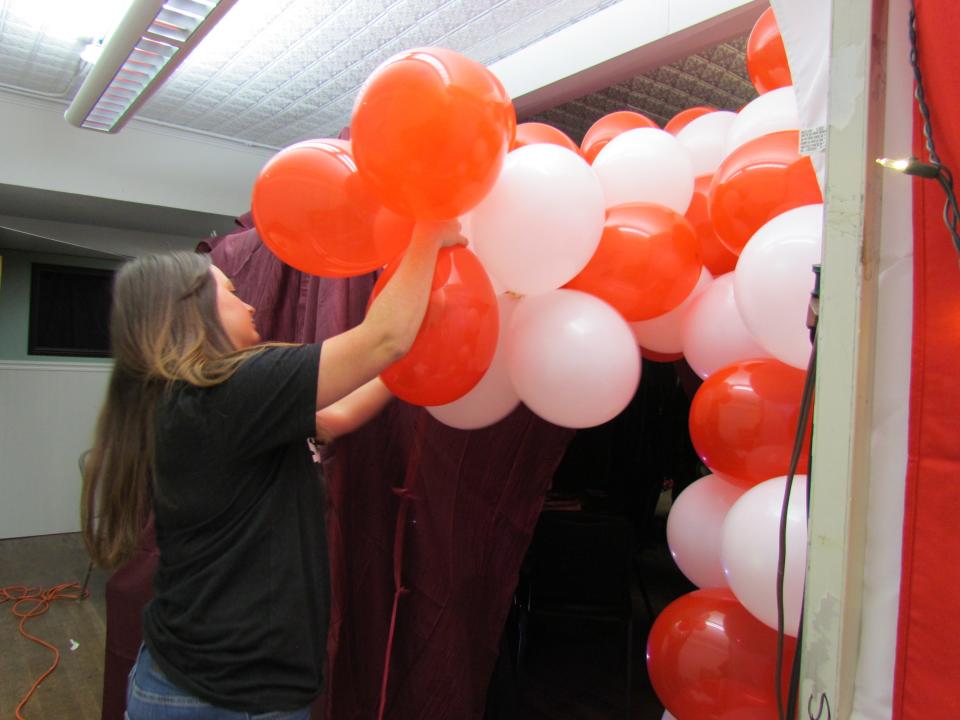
[143,343,328,713]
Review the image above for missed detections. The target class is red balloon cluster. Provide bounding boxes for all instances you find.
[250,47,518,407]
[252,47,517,278]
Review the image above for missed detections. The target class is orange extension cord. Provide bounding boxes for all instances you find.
[1,582,88,720]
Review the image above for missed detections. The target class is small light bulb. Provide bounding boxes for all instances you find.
[876,157,911,172]
[875,156,941,179]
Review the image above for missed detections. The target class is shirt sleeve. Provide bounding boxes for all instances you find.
[209,343,320,458]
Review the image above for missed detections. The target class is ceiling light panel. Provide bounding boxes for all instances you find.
[137,0,623,148]
[64,0,240,132]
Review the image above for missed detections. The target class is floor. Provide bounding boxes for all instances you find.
[0,532,110,720]
[1,530,692,720]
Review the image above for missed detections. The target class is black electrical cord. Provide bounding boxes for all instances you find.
[775,330,817,720]
[774,265,821,720]
[789,345,821,720]
[908,0,960,257]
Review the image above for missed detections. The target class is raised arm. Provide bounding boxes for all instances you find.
[314,377,393,443]
[314,220,465,411]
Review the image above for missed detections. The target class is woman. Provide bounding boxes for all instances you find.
[81,220,465,719]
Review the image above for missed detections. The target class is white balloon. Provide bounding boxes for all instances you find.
[662,711,678,720]
[505,289,640,429]
[734,204,823,369]
[674,111,737,176]
[592,127,695,214]
[721,475,808,637]
[464,220,505,294]
[631,267,713,353]
[471,144,605,296]
[666,473,747,589]
[427,294,522,430]
[682,273,772,380]
[726,86,800,155]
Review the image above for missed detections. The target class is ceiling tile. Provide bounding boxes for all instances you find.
[1,0,757,150]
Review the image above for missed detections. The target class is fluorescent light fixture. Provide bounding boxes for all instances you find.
[64,0,238,133]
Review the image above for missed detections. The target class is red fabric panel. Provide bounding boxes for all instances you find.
[894,1,960,717]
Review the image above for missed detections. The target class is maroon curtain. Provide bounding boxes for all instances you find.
[101,519,160,720]
[207,225,574,719]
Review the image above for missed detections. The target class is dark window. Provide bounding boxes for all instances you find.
[28,263,114,357]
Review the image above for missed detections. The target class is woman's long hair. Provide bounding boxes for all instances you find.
[81,251,262,569]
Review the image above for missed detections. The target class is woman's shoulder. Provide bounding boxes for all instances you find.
[229,342,321,385]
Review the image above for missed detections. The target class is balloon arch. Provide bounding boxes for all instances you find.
[246,5,908,716]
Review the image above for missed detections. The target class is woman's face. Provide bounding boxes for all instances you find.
[211,266,260,349]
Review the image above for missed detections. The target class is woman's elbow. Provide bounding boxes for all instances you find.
[379,333,410,365]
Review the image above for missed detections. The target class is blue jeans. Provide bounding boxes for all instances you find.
[125,645,311,720]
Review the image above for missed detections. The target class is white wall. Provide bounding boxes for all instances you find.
[0,90,274,218]
[0,93,273,540]
[0,361,111,539]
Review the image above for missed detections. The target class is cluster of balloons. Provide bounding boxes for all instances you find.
[645,9,821,720]
[250,7,817,718]
[249,8,820,415]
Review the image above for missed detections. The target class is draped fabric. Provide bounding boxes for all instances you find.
[101,519,160,720]
[894,1,960,717]
[770,0,830,191]
[207,221,575,720]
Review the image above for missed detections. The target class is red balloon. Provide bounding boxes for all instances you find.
[664,106,715,135]
[686,174,738,275]
[369,246,499,406]
[688,359,811,483]
[511,122,580,155]
[709,130,823,255]
[580,110,657,164]
[647,588,796,720]
[565,203,702,322]
[642,348,685,363]
[747,7,792,94]
[252,139,414,277]
[351,47,516,221]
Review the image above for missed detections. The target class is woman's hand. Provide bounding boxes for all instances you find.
[412,219,468,249]
[314,218,466,411]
